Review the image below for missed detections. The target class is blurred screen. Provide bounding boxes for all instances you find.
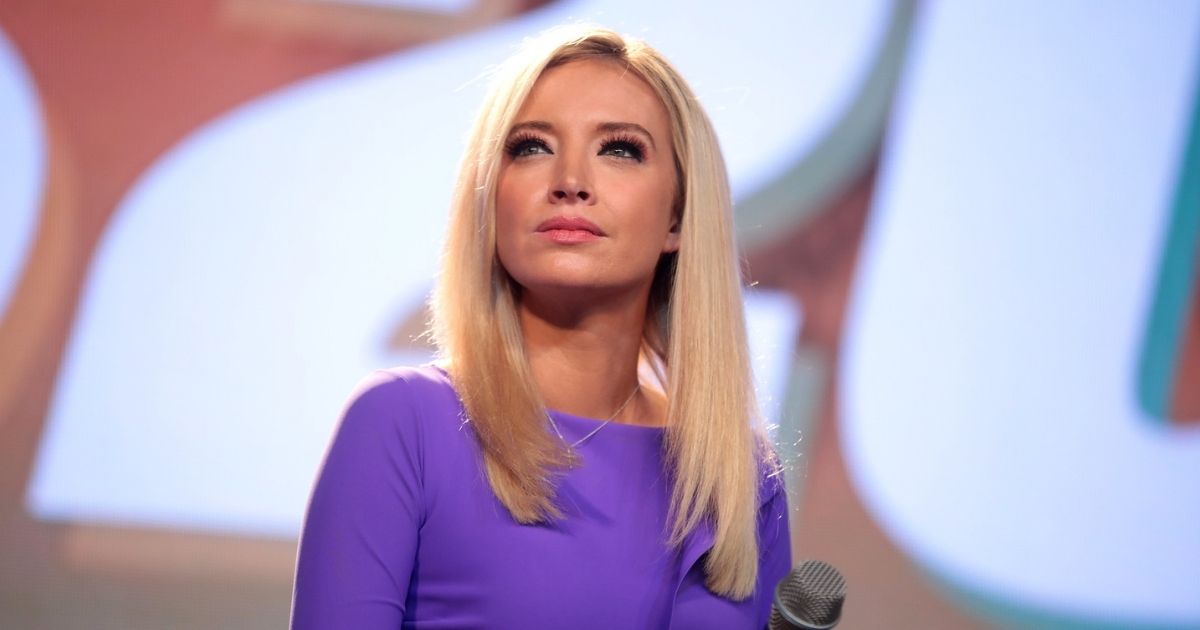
[2,0,1197,628]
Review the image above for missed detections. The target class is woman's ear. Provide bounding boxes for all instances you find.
[662,218,681,253]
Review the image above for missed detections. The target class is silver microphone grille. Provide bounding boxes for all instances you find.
[768,560,847,630]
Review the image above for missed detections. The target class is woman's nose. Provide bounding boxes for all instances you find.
[551,186,590,202]
[549,155,594,204]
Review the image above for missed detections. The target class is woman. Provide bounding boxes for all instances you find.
[291,24,790,629]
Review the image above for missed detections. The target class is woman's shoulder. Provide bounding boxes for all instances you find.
[351,362,450,388]
[338,364,461,434]
[345,364,454,403]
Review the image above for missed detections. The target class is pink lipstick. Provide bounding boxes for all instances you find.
[535,216,606,244]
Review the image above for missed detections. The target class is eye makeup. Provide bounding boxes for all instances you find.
[599,134,647,162]
[504,131,650,162]
[504,132,551,158]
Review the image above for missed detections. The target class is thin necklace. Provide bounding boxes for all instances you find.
[547,384,640,449]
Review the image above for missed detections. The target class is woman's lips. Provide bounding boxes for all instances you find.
[535,216,606,244]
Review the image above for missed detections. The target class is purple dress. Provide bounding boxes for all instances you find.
[291,366,790,629]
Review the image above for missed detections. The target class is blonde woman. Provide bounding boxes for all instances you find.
[291,24,790,629]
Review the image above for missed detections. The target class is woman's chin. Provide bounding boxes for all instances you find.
[514,276,649,305]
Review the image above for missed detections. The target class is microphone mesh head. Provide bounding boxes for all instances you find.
[769,560,847,629]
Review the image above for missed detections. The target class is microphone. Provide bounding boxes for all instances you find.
[768,560,847,630]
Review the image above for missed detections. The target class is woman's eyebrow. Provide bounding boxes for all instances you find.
[596,122,656,150]
[507,120,554,135]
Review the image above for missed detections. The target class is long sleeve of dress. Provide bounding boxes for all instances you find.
[291,371,423,629]
[754,477,793,628]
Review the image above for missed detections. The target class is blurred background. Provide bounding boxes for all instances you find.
[1,0,1198,628]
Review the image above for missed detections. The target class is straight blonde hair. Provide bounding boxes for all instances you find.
[430,24,775,600]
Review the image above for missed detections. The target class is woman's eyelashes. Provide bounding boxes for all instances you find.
[505,133,551,158]
[599,135,646,162]
[504,132,648,162]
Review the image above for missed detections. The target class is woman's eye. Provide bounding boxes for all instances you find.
[506,138,551,157]
[600,140,645,162]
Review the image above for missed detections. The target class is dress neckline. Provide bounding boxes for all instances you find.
[428,363,666,434]
[549,408,666,434]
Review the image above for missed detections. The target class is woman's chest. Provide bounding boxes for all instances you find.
[408,464,679,627]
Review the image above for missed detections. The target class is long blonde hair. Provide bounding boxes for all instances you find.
[430,24,775,599]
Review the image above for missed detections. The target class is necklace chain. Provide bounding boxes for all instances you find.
[547,384,639,449]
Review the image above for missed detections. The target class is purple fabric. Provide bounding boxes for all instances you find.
[291,366,791,629]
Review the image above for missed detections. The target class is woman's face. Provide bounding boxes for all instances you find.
[495,58,679,303]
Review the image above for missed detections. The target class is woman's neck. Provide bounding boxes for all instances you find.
[517,290,658,425]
